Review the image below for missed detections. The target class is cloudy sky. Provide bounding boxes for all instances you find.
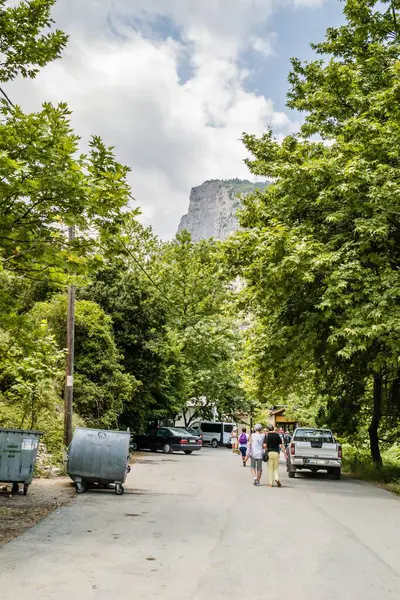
[10,0,344,238]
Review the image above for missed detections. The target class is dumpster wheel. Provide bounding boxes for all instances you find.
[115,484,124,495]
[23,484,29,496]
[76,482,87,494]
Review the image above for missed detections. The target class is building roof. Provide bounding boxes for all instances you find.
[269,408,286,416]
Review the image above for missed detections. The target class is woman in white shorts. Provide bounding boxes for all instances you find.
[231,427,238,454]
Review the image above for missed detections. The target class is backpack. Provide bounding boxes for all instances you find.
[239,433,248,445]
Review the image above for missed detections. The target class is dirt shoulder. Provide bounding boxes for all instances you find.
[0,477,75,547]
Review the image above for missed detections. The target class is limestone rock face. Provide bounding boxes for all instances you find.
[178,179,268,241]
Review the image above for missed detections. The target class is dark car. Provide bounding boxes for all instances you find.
[131,427,202,455]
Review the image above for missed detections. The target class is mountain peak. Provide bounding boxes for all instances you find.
[178,179,268,242]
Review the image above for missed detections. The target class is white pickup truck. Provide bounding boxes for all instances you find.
[286,428,342,480]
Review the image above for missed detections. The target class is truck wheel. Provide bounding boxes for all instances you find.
[130,442,138,451]
[332,468,341,480]
[211,439,219,448]
[288,468,296,479]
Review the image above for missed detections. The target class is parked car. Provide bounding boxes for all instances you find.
[190,421,235,448]
[286,427,342,479]
[131,427,202,455]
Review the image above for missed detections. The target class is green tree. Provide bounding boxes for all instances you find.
[159,231,246,424]
[0,0,67,84]
[34,296,138,428]
[226,0,400,464]
[81,222,183,431]
[0,0,139,454]
[0,102,131,283]
[0,319,64,429]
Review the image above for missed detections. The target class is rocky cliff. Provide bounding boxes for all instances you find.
[178,179,268,242]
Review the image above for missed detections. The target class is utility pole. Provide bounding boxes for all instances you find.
[63,225,76,447]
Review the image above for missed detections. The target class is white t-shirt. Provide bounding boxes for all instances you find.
[248,433,265,459]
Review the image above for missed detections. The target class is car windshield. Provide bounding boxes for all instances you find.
[294,429,334,443]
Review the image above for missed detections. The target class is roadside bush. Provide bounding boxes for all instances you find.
[342,443,400,495]
[341,443,370,472]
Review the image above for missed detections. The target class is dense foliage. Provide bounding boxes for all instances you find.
[0,1,246,461]
[3,0,399,477]
[225,0,400,464]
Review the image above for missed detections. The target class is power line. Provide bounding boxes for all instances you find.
[0,86,14,107]
[120,238,176,310]
[118,236,235,347]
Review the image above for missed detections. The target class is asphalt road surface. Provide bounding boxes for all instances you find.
[0,449,399,600]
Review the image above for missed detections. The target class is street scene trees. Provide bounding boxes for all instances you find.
[225,0,400,465]
[0,0,399,479]
[0,2,400,597]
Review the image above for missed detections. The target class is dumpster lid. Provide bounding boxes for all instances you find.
[74,427,130,435]
[0,428,43,435]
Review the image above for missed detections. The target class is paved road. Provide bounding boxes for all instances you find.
[0,449,399,600]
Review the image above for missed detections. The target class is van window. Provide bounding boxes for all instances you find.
[201,422,222,434]
[224,424,234,433]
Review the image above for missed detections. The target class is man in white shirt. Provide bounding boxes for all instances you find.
[246,424,267,486]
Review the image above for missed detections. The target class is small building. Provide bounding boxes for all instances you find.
[268,408,297,432]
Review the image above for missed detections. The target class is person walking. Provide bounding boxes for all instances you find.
[231,427,239,455]
[238,428,249,466]
[246,424,267,486]
[266,425,285,487]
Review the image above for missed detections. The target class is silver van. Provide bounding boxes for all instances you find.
[190,421,235,448]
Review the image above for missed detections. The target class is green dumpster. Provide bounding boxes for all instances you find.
[0,428,42,495]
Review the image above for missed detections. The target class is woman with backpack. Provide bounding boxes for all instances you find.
[238,428,249,466]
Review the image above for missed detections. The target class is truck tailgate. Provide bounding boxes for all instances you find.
[295,442,339,459]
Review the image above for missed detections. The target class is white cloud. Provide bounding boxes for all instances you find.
[251,35,277,58]
[8,0,314,238]
[292,0,327,6]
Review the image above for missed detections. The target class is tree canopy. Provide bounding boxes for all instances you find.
[225,0,400,464]
[0,0,67,84]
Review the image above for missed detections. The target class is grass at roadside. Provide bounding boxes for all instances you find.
[344,463,400,495]
[342,443,400,495]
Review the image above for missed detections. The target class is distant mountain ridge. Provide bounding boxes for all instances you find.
[178,179,268,242]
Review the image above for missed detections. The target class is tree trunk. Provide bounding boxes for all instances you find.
[368,373,383,467]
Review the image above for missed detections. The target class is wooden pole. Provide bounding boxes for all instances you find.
[63,225,75,447]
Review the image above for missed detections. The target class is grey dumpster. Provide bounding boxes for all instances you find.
[67,427,131,495]
[0,428,42,495]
